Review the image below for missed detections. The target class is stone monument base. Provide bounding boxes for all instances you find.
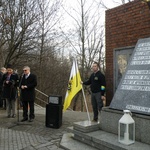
[60,107,150,150]
[100,107,150,145]
[61,130,150,150]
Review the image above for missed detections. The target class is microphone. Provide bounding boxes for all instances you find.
[18,73,24,87]
[20,72,24,78]
[21,73,24,78]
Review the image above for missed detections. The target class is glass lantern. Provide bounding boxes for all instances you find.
[118,110,135,145]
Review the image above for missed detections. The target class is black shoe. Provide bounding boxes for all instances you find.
[92,119,98,122]
[12,114,16,118]
[29,119,33,122]
[21,118,28,122]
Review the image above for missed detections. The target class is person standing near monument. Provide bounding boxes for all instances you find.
[20,66,37,122]
[0,67,6,108]
[2,64,19,118]
[81,62,106,122]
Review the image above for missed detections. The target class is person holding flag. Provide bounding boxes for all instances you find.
[63,60,82,111]
[81,62,106,122]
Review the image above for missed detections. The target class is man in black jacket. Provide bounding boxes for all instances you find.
[82,62,106,122]
[20,66,37,122]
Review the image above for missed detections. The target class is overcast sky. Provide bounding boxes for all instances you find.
[59,0,131,55]
[62,0,128,28]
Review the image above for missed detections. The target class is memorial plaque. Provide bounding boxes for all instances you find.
[110,37,150,115]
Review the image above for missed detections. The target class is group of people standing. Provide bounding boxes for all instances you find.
[0,61,105,123]
[0,65,37,122]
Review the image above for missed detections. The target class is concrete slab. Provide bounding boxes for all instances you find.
[0,106,93,150]
[73,120,100,132]
[0,127,48,150]
[60,133,98,150]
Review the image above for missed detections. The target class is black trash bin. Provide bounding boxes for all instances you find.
[45,95,62,129]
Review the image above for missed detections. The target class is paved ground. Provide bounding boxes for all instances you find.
[0,105,92,150]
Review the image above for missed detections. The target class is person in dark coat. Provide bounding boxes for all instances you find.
[2,64,19,118]
[19,66,37,122]
[81,62,106,122]
[0,67,6,108]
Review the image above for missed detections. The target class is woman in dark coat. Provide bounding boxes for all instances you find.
[20,66,37,122]
[2,64,19,118]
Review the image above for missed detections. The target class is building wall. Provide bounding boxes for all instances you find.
[105,0,150,106]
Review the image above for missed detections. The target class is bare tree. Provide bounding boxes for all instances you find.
[36,0,63,91]
[61,0,105,111]
[0,0,41,67]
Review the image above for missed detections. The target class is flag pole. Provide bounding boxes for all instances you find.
[81,85,91,122]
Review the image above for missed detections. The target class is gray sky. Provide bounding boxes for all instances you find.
[60,0,130,55]
[62,0,127,28]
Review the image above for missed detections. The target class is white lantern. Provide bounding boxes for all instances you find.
[118,110,135,145]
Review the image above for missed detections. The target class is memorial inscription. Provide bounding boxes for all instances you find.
[110,38,150,115]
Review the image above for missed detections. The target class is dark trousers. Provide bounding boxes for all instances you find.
[3,99,6,109]
[22,101,35,119]
[91,92,103,121]
[0,97,3,107]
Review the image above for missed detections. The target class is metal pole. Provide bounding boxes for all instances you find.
[81,86,91,121]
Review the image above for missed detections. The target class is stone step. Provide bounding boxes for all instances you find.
[60,133,98,150]
[66,126,150,150]
[73,120,100,132]
[100,107,150,145]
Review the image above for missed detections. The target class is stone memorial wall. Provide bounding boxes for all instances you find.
[110,38,150,115]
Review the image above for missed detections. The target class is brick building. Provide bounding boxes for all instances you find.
[105,0,150,106]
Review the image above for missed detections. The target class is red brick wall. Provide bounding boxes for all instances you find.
[106,0,150,106]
